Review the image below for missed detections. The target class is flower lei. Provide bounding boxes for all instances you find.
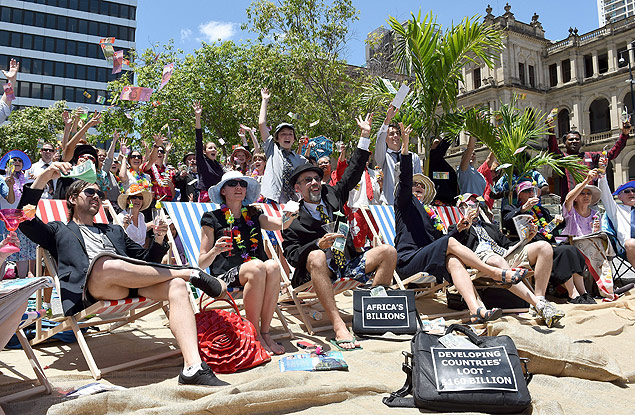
[129,167,152,190]
[530,206,552,239]
[423,205,446,232]
[221,204,259,263]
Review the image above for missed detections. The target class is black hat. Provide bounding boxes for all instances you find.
[182,151,195,163]
[72,144,99,168]
[289,163,323,186]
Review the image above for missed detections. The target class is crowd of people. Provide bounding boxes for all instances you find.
[2,59,634,386]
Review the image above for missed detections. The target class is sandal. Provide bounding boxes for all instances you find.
[469,307,503,324]
[501,268,528,285]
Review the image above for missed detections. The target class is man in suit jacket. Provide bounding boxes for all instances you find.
[19,162,229,386]
[282,114,396,350]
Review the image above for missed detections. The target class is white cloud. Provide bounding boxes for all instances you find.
[198,21,237,43]
[180,28,192,42]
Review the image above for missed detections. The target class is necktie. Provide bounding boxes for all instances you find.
[281,150,297,201]
[630,208,635,239]
[389,151,400,163]
[317,205,345,269]
[473,223,507,256]
[364,169,373,201]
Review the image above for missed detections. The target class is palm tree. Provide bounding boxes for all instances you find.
[361,11,504,174]
[456,96,587,204]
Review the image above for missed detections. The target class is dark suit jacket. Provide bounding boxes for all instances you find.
[501,203,565,242]
[394,153,463,266]
[449,220,513,251]
[282,146,370,287]
[18,186,168,316]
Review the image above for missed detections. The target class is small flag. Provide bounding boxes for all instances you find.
[83,91,92,99]
[96,95,106,104]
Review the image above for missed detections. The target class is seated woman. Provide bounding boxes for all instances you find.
[562,169,617,301]
[394,123,525,324]
[502,180,588,304]
[199,171,298,355]
[117,184,152,247]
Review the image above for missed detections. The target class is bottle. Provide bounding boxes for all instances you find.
[543,219,558,233]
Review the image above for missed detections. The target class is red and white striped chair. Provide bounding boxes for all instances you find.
[258,203,364,335]
[32,199,176,380]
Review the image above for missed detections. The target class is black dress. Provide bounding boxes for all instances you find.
[394,153,465,284]
[200,206,267,287]
[502,204,585,284]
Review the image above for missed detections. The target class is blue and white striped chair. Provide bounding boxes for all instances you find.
[162,202,293,339]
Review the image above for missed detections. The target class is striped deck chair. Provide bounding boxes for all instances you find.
[0,277,53,403]
[258,203,364,335]
[32,199,176,380]
[162,202,293,339]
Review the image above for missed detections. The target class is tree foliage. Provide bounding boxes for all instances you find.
[0,101,66,157]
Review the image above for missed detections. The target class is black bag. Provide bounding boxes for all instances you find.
[352,289,417,335]
[384,323,533,413]
[478,287,529,309]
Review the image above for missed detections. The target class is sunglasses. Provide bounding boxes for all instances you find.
[83,188,105,200]
[79,154,96,162]
[621,189,635,194]
[41,148,55,153]
[300,176,321,185]
[11,158,23,163]
[225,179,248,188]
[129,154,142,160]
[128,195,144,201]
[157,149,165,154]
[413,182,426,189]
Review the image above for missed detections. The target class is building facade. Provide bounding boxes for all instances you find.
[0,0,136,112]
[368,3,635,191]
[598,0,635,27]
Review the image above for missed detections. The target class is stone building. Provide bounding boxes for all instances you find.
[368,3,635,193]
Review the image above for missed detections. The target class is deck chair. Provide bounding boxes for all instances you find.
[162,202,294,339]
[0,277,53,403]
[602,215,635,292]
[31,199,177,380]
[258,202,363,335]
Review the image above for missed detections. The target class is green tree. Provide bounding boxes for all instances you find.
[361,11,504,174]
[0,101,66,159]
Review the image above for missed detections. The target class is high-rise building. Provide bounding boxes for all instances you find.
[0,0,136,112]
[598,0,635,27]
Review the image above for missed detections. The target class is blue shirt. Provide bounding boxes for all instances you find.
[0,177,10,199]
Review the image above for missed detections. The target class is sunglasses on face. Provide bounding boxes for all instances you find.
[79,154,96,162]
[128,195,144,201]
[130,154,142,160]
[225,179,248,188]
[83,188,105,200]
[413,182,426,189]
[41,148,54,153]
[11,158,22,163]
[622,189,635,194]
[157,149,165,154]
[300,176,321,185]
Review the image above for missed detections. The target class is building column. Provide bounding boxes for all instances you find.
[611,92,620,129]
[592,51,599,77]
[629,41,635,64]
[608,47,617,72]
[556,63,562,86]
[570,57,577,81]
[582,110,591,137]
[572,100,582,131]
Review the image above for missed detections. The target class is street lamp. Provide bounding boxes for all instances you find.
[619,52,635,118]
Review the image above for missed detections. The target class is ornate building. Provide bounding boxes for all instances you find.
[368,3,635,192]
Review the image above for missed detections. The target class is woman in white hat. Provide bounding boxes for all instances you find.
[117,184,152,246]
[198,171,298,355]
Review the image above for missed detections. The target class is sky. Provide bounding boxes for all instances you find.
[135,0,599,66]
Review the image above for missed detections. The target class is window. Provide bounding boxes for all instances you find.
[79,0,89,12]
[89,0,99,14]
[100,1,109,15]
[22,34,33,50]
[1,8,11,22]
[19,81,30,97]
[77,42,87,57]
[23,10,34,26]
[97,67,107,82]
[45,37,55,53]
[43,61,53,76]
[58,0,69,8]
[34,36,44,52]
[120,5,129,19]
[55,61,64,77]
[69,0,78,9]
[35,12,45,27]
[67,17,78,33]
[473,67,481,89]
[21,58,31,74]
[67,40,76,55]
[129,6,136,20]
[562,59,571,83]
[549,63,558,87]
[518,62,525,85]
[88,21,98,36]
[598,53,609,73]
[98,22,108,37]
[0,56,7,71]
[46,13,56,29]
[31,82,42,99]
[64,86,75,102]
[528,65,536,88]
[88,43,99,59]
[54,85,64,101]
[109,3,119,17]
[79,19,88,34]
[557,109,570,137]
[43,84,53,100]
[32,59,42,75]
[87,66,96,81]
[0,31,8,47]
[65,63,75,78]
[76,64,85,79]
[12,9,22,24]
[9,33,20,48]
[55,38,66,54]
[56,15,67,31]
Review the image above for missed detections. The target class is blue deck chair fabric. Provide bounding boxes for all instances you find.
[162,202,219,267]
[368,205,396,246]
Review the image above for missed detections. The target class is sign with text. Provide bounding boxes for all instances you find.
[360,295,409,329]
[431,346,518,392]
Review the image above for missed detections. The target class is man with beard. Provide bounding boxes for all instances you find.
[548,119,631,196]
[282,114,397,350]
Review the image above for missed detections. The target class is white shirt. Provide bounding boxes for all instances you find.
[117,211,147,246]
[598,175,631,246]
[348,168,381,208]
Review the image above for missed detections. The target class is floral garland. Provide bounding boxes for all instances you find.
[128,167,152,190]
[221,204,259,263]
[530,205,552,239]
[423,205,446,232]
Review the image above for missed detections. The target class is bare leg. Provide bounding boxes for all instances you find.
[525,241,553,297]
[446,255,482,314]
[625,239,635,267]
[572,273,588,295]
[260,260,285,354]
[363,244,397,286]
[238,260,271,354]
[306,250,359,349]
[563,278,580,299]
[137,279,201,368]
[485,255,538,306]
[446,237,504,281]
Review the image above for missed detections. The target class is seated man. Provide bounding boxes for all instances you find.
[18,162,229,387]
[455,193,565,327]
[282,114,397,350]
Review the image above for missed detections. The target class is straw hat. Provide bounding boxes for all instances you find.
[209,171,261,206]
[230,146,252,163]
[117,183,152,211]
[412,173,436,205]
[581,185,601,206]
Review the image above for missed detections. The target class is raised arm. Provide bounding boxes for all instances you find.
[333,113,373,200]
[564,169,598,213]
[258,88,271,140]
[395,122,413,207]
[62,112,102,161]
[374,105,397,168]
[102,131,119,173]
[607,119,632,160]
[459,135,477,172]
[546,119,563,155]
[244,125,261,152]
[1,58,19,107]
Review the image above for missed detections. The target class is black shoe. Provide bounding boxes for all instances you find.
[582,293,596,304]
[567,296,586,304]
[190,270,226,298]
[178,362,229,386]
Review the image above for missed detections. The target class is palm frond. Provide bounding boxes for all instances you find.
[521,152,588,183]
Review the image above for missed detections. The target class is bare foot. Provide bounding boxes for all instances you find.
[333,326,359,350]
[261,332,285,355]
[256,334,274,356]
